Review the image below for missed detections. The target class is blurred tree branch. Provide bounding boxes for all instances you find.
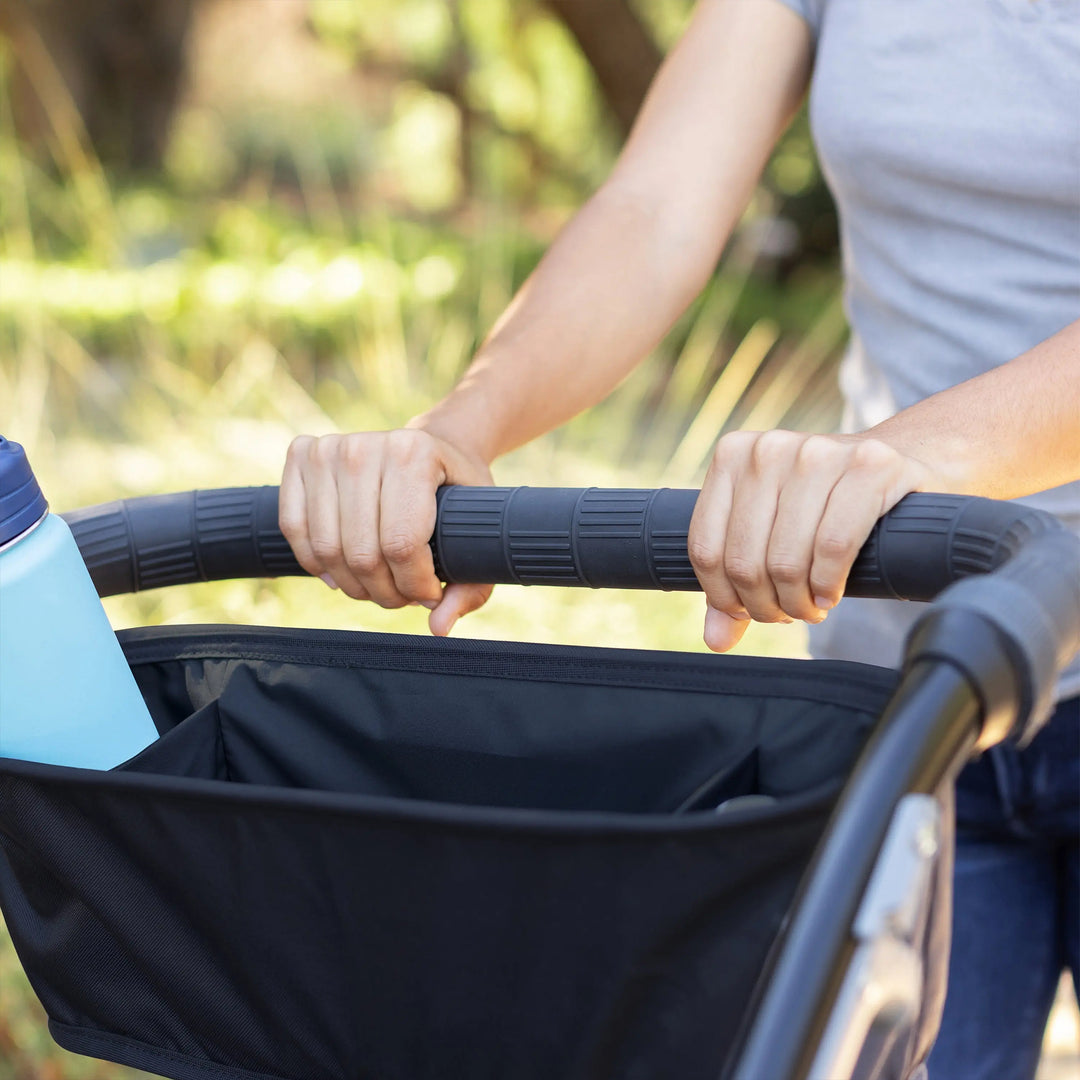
[542,0,661,135]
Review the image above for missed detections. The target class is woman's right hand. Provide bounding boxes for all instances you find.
[279,428,495,635]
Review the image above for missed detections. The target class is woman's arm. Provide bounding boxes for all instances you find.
[875,319,1080,500]
[414,0,814,462]
[688,319,1080,651]
[280,0,815,629]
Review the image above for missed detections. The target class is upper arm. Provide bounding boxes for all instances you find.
[605,0,814,277]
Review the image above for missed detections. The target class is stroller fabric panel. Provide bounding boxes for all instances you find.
[0,626,898,1080]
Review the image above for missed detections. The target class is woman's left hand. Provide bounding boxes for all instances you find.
[687,430,943,652]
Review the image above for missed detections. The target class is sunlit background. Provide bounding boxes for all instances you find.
[0,1,1074,1076]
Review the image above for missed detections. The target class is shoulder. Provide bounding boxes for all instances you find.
[770,0,825,34]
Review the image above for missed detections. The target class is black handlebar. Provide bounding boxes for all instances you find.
[61,484,1061,601]
[62,487,301,597]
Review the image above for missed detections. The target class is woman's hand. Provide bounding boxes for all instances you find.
[279,429,495,635]
[688,430,942,652]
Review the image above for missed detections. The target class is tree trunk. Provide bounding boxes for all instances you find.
[543,0,663,136]
[3,0,196,173]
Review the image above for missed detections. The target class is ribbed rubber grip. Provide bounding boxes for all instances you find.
[62,487,303,598]
[840,492,1061,599]
[63,486,1063,601]
[431,487,700,590]
[432,487,1064,599]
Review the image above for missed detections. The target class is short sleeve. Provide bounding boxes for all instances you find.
[769,0,824,34]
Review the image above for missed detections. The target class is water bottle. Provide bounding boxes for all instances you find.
[0,437,159,768]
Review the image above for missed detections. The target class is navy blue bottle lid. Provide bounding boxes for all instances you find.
[0,437,49,546]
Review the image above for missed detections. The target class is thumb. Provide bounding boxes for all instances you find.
[428,583,494,636]
[703,605,751,653]
[434,439,495,488]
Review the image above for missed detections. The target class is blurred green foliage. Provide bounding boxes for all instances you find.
[0,2,845,1075]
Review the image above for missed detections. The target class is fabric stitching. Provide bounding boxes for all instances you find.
[50,1021,292,1080]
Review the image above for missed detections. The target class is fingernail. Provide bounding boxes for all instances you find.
[781,616,795,624]
[320,573,339,590]
[814,595,835,611]
[729,609,752,621]
[420,599,439,610]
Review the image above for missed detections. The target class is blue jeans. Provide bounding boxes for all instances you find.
[927,696,1080,1080]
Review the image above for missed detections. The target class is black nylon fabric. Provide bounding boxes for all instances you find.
[0,626,900,1080]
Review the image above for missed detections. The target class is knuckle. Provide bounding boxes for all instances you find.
[343,546,382,576]
[381,530,423,564]
[286,434,316,463]
[373,594,409,611]
[341,433,376,469]
[752,608,790,625]
[385,427,427,463]
[278,509,303,541]
[711,429,756,467]
[749,429,796,470]
[687,537,723,574]
[724,555,764,589]
[795,435,838,471]
[338,581,369,602]
[850,438,896,470]
[309,536,343,564]
[817,530,857,561]
[311,434,342,467]
[765,556,805,586]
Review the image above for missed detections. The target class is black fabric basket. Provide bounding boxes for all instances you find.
[0,624,902,1080]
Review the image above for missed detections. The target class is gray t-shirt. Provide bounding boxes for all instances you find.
[771,0,1080,696]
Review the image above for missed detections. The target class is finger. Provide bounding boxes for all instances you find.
[723,435,799,623]
[703,605,751,653]
[767,439,845,622]
[379,432,444,604]
[302,442,355,589]
[279,437,321,575]
[688,468,746,618]
[810,468,894,609]
[336,447,409,608]
[429,583,493,636]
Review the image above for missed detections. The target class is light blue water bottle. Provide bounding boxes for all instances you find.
[0,437,159,768]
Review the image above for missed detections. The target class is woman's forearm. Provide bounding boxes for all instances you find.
[872,319,1080,499]
[411,183,719,462]
[411,0,814,464]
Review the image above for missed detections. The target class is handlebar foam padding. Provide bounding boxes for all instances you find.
[430,487,1064,599]
[64,486,1063,603]
[63,487,303,598]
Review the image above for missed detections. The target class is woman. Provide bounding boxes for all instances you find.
[279,2,1080,1076]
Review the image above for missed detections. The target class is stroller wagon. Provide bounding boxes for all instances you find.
[1,484,1078,1080]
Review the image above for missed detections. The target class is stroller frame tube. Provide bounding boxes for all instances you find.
[729,660,980,1080]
